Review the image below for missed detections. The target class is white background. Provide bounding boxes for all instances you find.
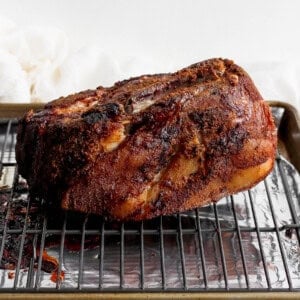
[1,0,300,111]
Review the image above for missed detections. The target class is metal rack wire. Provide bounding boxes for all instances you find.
[0,115,300,293]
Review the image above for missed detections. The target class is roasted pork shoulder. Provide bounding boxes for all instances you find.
[16,58,277,221]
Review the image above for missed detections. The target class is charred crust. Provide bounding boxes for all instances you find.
[206,124,249,158]
[189,108,227,134]
[160,125,180,143]
[152,193,167,212]
[82,102,121,124]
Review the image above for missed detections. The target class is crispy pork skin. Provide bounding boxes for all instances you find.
[16,58,277,221]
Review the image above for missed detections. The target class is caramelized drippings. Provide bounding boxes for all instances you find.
[38,250,65,283]
[40,250,59,272]
[50,270,65,283]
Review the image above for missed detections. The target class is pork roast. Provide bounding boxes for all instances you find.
[16,58,277,221]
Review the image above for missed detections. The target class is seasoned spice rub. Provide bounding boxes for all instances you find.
[16,58,277,221]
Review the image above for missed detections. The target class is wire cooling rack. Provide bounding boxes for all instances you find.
[0,108,300,293]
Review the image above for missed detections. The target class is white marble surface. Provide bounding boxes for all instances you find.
[0,0,299,111]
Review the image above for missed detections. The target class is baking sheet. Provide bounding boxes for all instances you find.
[0,107,299,291]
